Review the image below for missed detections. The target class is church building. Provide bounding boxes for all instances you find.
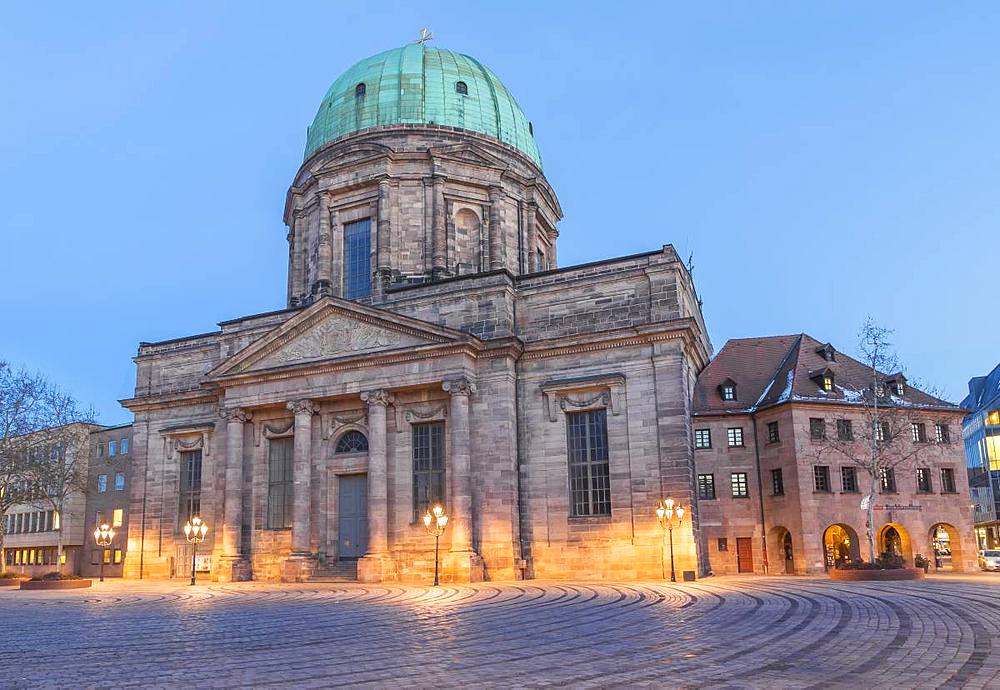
[121,42,712,582]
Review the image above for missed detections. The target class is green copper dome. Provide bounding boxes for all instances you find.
[304,44,542,168]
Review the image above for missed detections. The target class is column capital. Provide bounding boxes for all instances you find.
[287,399,318,416]
[443,377,476,397]
[219,406,252,424]
[488,185,503,201]
[361,389,394,407]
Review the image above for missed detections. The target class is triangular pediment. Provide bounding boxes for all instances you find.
[431,143,508,170]
[207,297,473,379]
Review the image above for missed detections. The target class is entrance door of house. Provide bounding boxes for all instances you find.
[736,537,754,573]
[338,474,368,559]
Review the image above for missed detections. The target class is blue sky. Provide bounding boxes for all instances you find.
[1,2,998,423]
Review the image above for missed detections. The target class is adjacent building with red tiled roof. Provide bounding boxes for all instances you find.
[692,334,975,575]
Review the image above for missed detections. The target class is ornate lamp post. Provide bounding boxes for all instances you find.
[656,498,685,582]
[93,522,114,583]
[422,503,448,586]
[183,516,209,586]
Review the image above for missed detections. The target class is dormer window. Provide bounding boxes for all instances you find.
[810,368,834,392]
[355,82,366,99]
[816,343,836,362]
[718,379,737,402]
[455,80,468,95]
[886,373,907,396]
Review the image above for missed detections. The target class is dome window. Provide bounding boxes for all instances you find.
[455,80,468,95]
[355,82,367,99]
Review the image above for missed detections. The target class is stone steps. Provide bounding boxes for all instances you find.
[309,559,359,582]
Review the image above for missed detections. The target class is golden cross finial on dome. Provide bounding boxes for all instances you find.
[415,28,434,45]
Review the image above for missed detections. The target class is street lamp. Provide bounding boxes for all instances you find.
[182,516,209,586]
[656,498,685,582]
[422,503,448,586]
[93,522,114,583]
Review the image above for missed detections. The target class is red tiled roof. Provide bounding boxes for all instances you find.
[693,334,959,415]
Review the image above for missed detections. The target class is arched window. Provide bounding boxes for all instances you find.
[335,430,369,454]
[455,80,468,95]
[355,82,366,99]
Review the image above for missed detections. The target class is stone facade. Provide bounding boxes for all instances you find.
[117,41,717,584]
[692,335,977,575]
[80,424,134,578]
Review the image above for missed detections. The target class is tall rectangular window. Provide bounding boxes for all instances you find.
[767,421,780,444]
[413,422,446,518]
[841,466,858,493]
[343,218,372,299]
[911,423,927,443]
[112,508,124,528]
[694,429,712,449]
[814,466,831,492]
[727,427,744,447]
[916,468,932,493]
[935,424,950,444]
[809,418,826,440]
[97,474,108,493]
[267,438,294,529]
[771,468,784,496]
[941,468,957,493]
[115,473,126,491]
[837,419,853,441]
[178,450,203,529]
[566,410,611,517]
[120,437,129,455]
[697,473,715,500]
[109,440,117,457]
[731,472,748,498]
[879,467,897,493]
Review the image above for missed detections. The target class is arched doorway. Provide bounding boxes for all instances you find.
[822,524,860,569]
[769,526,796,574]
[929,523,962,571]
[877,522,912,564]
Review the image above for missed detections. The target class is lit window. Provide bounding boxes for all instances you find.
[97,475,108,493]
[112,509,123,528]
[694,429,712,449]
[108,440,117,457]
[115,473,126,491]
[53,511,60,530]
[114,549,123,564]
[343,218,372,299]
[727,427,744,447]
[895,383,904,395]
[988,410,1000,426]
[120,437,129,455]
[721,384,736,401]
[455,80,468,95]
[731,472,749,498]
[697,473,715,500]
[822,375,834,392]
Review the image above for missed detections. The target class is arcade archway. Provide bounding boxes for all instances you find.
[822,524,860,569]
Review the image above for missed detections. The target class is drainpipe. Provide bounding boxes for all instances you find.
[750,412,769,574]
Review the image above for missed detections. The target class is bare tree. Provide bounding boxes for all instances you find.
[0,361,94,575]
[814,320,942,563]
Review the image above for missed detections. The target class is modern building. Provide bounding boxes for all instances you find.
[692,335,976,574]
[120,42,712,583]
[80,424,134,578]
[961,363,1000,550]
[2,422,102,577]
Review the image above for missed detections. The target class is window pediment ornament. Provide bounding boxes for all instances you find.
[159,423,213,456]
[262,420,295,438]
[540,373,625,422]
[219,406,253,424]
[323,410,367,440]
[402,404,448,427]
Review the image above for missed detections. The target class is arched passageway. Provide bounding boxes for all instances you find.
[768,526,796,574]
[929,523,962,571]
[877,522,913,564]
[822,524,861,569]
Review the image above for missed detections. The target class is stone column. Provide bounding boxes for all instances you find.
[524,200,538,272]
[432,176,447,278]
[314,193,333,296]
[488,186,504,271]
[219,406,251,580]
[358,389,397,582]
[376,178,392,289]
[287,400,317,564]
[442,377,485,583]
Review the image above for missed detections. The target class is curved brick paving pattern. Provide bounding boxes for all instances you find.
[1,576,998,688]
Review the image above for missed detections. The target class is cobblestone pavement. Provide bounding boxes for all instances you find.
[2,575,999,688]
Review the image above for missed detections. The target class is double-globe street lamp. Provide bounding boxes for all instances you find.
[422,503,448,586]
[93,522,115,583]
[656,498,685,582]
[183,516,209,586]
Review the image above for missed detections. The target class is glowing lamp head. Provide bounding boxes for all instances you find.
[656,505,666,521]
[423,512,433,528]
[432,504,444,519]
[438,514,448,528]
[664,498,675,511]
[676,506,685,520]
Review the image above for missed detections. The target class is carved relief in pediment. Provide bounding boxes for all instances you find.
[253,316,422,369]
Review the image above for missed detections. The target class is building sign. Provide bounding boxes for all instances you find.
[195,555,212,573]
[873,504,922,512]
